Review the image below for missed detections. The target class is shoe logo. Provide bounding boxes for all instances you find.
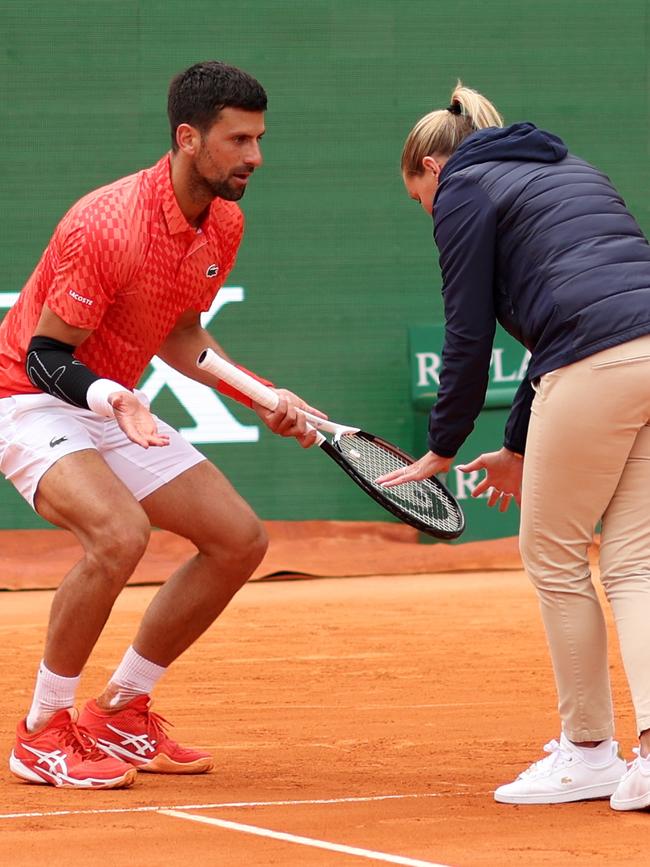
[105,723,157,757]
[561,776,573,784]
[21,743,69,776]
[49,436,68,448]
[205,264,219,278]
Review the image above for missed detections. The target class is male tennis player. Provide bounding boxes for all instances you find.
[0,61,322,789]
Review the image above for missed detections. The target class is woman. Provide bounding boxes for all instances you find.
[378,83,650,810]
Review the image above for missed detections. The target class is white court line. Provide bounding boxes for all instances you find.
[161,809,452,867]
[0,790,489,821]
[247,701,505,710]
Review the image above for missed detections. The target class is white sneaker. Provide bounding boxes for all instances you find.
[494,733,626,804]
[610,749,650,811]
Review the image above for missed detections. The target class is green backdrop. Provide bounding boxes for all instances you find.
[1,1,648,528]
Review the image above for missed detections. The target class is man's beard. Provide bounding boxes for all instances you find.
[190,147,252,202]
[203,174,247,201]
[188,166,247,202]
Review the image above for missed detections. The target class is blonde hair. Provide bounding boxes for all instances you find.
[401,81,504,175]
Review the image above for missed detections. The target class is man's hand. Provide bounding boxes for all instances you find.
[253,388,327,449]
[375,451,454,487]
[457,447,523,512]
[110,391,171,449]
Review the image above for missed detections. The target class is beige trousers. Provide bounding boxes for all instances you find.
[520,334,650,741]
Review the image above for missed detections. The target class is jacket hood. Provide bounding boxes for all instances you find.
[441,122,568,178]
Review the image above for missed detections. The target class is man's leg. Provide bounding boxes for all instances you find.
[129,459,267,667]
[11,449,148,789]
[79,459,266,774]
[34,449,151,680]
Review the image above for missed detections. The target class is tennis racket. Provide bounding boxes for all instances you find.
[197,349,465,540]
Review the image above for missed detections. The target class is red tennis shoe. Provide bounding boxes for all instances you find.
[78,695,214,774]
[10,708,137,789]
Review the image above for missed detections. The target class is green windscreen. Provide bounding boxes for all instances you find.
[0,1,648,527]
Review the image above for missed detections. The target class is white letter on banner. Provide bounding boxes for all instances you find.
[140,287,260,444]
[490,347,519,382]
[0,293,20,310]
[518,350,532,378]
[454,467,488,500]
[416,352,441,386]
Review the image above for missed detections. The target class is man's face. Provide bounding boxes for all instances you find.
[192,107,265,201]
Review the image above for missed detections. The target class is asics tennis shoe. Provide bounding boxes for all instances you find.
[78,694,213,774]
[610,749,650,811]
[494,733,626,804]
[10,708,136,789]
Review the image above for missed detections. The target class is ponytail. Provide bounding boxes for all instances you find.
[401,81,504,175]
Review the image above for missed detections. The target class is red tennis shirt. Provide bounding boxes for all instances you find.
[0,154,244,397]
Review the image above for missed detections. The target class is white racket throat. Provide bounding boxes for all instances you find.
[197,348,359,441]
[197,348,465,539]
[300,410,359,439]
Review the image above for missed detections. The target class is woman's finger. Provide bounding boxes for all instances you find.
[456,457,485,473]
[471,478,492,498]
[376,467,416,487]
[499,493,512,513]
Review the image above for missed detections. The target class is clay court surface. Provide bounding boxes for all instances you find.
[0,526,645,866]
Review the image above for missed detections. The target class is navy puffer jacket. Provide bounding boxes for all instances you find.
[428,122,650,457]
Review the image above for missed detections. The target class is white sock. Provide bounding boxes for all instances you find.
[573,737,613,765]
[107,646,166,708]
[26,661,80,732]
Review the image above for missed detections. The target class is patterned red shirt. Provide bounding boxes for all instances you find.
[0,154,244,396]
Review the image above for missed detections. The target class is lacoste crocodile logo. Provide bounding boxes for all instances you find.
[49,436,68,448]
[206,264,219,278]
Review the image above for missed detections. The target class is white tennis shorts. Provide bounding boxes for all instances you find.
[0,392,206,508]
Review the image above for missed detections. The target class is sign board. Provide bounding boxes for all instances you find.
[409,323,529,542]
[409,324,531,411]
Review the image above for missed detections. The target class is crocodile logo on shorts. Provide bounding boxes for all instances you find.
[205,264,219,278]
[49,436,68,448]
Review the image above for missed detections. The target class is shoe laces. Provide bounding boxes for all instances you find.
[54,717,106,762]
[520,739,573,778]
[139,706,173,745]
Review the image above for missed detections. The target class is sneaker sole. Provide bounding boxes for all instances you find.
[610,791,650,811]
[9,752,137,789]
[494,781,621,805]
[139,753,214,774]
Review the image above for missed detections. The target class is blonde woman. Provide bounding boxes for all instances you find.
[378,83,650,810]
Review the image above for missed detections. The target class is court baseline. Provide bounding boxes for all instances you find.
[0,788,488,820]
[161,808,452,867]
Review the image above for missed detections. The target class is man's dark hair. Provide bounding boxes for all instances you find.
[167,61,267,150]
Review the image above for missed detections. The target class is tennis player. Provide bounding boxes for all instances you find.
[0,61,322,789]
[377,83,650,810]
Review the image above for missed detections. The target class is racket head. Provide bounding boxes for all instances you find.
[321,431,465,540]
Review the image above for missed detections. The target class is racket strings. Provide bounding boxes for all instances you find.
[335,434,462,533]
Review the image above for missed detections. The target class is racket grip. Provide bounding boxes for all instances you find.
[197,348,326,445]
[197,349,279,411]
